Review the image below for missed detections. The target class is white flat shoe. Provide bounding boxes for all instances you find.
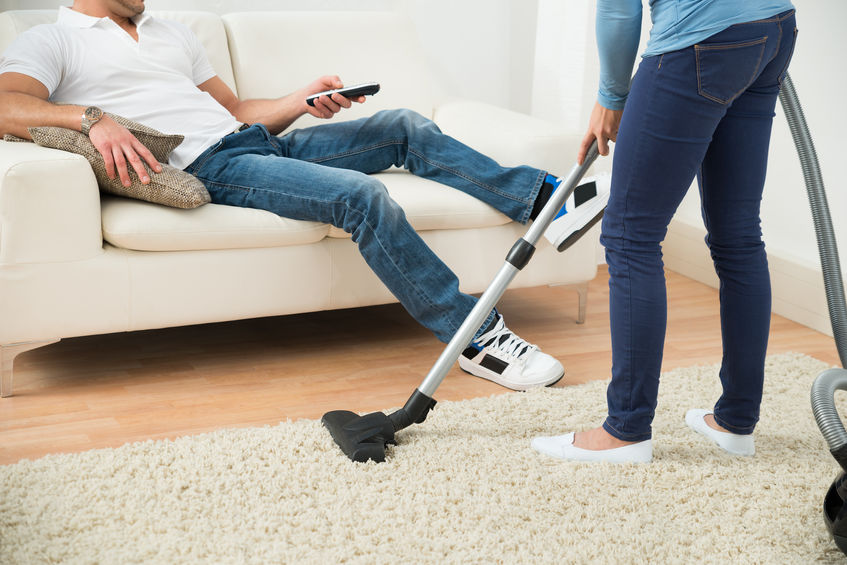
[531,432,652,463]
[685,409,755,456]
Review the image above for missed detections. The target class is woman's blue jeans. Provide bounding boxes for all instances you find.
[601,10,798,441]
[184,109,546,344]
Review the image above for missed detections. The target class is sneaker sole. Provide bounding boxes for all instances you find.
[457,358,565,391]
[556,209,605,252]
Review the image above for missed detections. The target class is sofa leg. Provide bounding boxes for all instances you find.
[549,282,589,324]
[1,339,60,398]
[574,283,588,325]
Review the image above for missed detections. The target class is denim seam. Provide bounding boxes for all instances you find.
[776,27,799,87]
[602,420,650,442]
[713,413,755,434]
[771,21,784,66]
[612,62,656,440]
[695,37,768,50]
[407,146,532,207]
[189,139,225,174]
[343,202,456,337]
[695,37,768,105]
[731,9,795,25]
[337,201,449,331]
[195,178,255,192]
[304,139,404,164]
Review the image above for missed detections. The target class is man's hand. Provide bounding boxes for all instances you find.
[300,75,366,120]
[87,115,162,187]
[578,101,623,165]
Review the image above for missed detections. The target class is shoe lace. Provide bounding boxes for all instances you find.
[478,322,538,360]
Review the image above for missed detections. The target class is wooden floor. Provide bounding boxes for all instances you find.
[1,266,840,464]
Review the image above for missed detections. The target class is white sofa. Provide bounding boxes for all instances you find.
[0,10,598,397]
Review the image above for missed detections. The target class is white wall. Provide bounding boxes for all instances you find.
[657,0,845,335]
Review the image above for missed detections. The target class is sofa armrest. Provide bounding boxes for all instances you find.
[0,141,103,264]
[432,99,584,178]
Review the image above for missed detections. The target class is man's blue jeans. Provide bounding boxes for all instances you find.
[184,109,547,343]
[601,10,798,441]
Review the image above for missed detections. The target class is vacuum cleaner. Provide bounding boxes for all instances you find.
[321,140,601,463]
[780,72,847,554]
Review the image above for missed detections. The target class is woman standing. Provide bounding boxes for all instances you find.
[533,0,798,463]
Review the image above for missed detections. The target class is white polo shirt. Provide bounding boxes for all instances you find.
[0,6,240,169]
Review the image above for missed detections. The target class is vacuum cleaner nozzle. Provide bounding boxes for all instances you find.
[321,410,396,463]
[322,389,437,462]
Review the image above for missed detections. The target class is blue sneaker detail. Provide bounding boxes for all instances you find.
[544,175,570,221]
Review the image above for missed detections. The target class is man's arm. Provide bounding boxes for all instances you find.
[0,72,79,136]
[0,72,161,187]
[198,74,366,135]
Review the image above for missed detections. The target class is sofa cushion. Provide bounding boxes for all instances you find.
[19,116,210,209]
[101,196,330,252]
[101,171,510,251]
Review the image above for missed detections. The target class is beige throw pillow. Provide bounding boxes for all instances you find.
[3,114,210,209]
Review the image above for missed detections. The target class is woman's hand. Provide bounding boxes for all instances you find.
[578,101,623,164]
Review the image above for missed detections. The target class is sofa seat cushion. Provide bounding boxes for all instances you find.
[101,171,512,252]
[101,196,330,252]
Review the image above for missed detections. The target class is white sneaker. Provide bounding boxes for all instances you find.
[458,315,564,391]
[543,173,611,252]
[685,409,755,456]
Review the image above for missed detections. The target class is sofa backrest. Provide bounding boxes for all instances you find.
[0,10,238,95]
[222,11,439,131]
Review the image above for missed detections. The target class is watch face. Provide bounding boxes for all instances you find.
[84,107,102,121]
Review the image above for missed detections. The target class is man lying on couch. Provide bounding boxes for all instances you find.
[0,0,606,391]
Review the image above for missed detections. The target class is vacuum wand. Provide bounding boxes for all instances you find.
[322,140,600,462]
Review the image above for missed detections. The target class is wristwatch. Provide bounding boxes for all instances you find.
[81,106,103,135]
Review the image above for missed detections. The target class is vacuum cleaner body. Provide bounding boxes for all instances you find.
[813,367,847,556]
[824,470,847,553]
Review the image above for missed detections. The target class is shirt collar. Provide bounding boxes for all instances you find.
[58,6,152,29]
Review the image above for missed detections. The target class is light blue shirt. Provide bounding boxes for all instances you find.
[596,0,795,110]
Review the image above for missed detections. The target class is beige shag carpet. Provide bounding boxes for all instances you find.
[2,353,846,564]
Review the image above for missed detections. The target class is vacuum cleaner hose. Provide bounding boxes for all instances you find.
[779,73,847,368]
[783,71,847,468]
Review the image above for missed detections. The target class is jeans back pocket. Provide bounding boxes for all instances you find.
[695,37,768,105]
